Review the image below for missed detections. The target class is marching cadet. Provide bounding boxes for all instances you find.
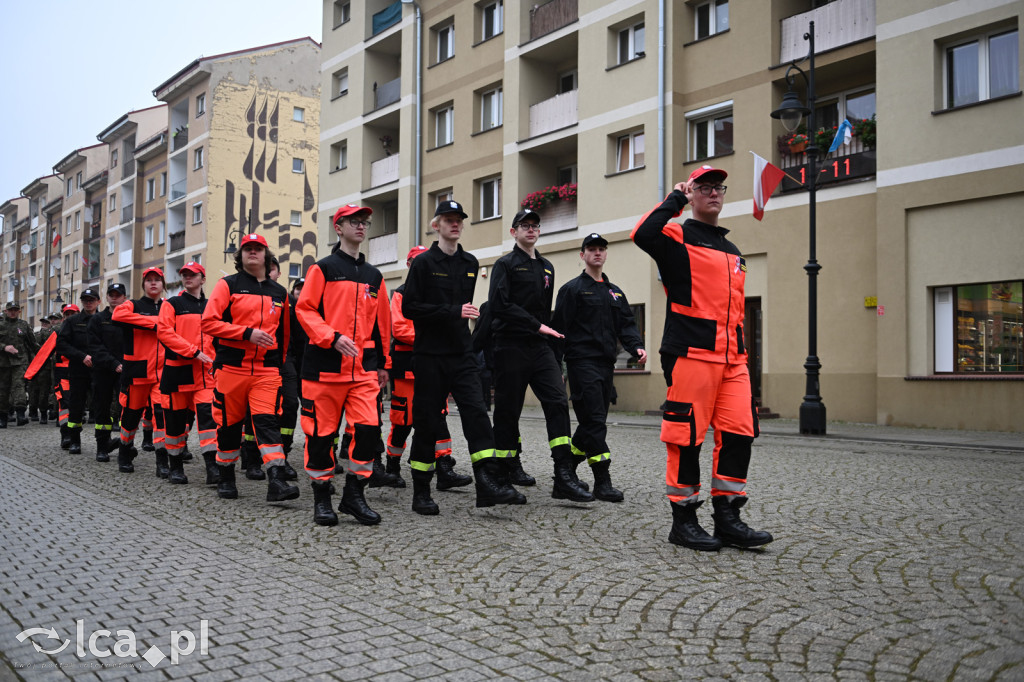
[56,289,101,452]
[295,204,392,526]
[27,316,52,423]
[86,283,127,461]
[0,301,38,428]
[402,200,523,514]
[158,262,217,485]
[202,233,298,503]
[552,233,647,502]
[54,305,77,447]
[488,209,593,503]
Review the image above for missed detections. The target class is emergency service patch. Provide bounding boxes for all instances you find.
[735,256,746,273]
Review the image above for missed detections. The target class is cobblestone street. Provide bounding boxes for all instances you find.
[1,414,1022,680]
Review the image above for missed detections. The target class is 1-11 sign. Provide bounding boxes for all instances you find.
[780,152,876,192]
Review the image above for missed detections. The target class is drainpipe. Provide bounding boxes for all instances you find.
[402,0,423,247]
[658,0,666,199]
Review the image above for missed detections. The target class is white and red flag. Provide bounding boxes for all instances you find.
[751,151,787,221]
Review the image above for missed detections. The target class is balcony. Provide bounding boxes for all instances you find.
[122,156,136,181]
[371,1,402,36]
[779,136,876,192]
[780,0,875,63]
[172,127,189,151]
[529,90,578,138]
[89,222,101,240]
[373,77,401,110]
[168,231,186,253]
[370,154,400,188]
[121,204,135,225]
[170,180,187,202]
[530,0,577,41]
[118,248,133,269]
[537,200,577,235]
[368,232,398,266]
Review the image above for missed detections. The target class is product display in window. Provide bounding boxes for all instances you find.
[954,281,1022,373]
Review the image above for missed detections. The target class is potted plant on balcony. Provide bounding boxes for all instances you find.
[520,182,577,212]
[786,132,809,155]
[854,115,876,148]
[813,126,836,152]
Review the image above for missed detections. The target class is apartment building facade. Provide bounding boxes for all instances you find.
[319,0,1022,431]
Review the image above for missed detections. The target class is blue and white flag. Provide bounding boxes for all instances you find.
[828,118,854,153]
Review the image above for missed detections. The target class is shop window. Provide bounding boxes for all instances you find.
[935,281,1022,373]
[695,0,729,40]
[944,28,1018,109]
[687,102,733,161]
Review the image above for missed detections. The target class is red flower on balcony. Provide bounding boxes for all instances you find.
[520,183,578,211]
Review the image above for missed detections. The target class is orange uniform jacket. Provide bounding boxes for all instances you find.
[295,249,391,383]
[158,292,215,394]
[202,271,289,376]
[113,297,164,385]
[389,285,415,378]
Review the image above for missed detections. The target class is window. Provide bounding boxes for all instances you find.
[290,210,302,226]
[76,172,83,189]
[333,1,350,27]
[64,255,70,273]
[75,211,81,232]
[615,131,645,172]
[73,250,79,271]
[559,70,578,94]
[686,102,733,161]
[557,165,578,186]
[293,107,305,122]
[695,0,729,40]
[479,176,501,220]
[192,202,203,224]
[332,68,349,98]
[158,220,166,246]
[481,1,503,41]
[194,147,204,170]
[146,178,156,202]
[289,263,301,279]
[292,158,305,174]
[432,189,454,211]
[144,225,154,249]
[945,29,1019,108]
[65,216,72,236]
[618,22,645,64]
[111,149,118,168]
[107,236,115,255]
[196,93,206,116]
[435,22,454,63]
[109,194,116,212]
[480,87,502,131]
[935,281,1022,373]
[160,172,167,197]
[615,304,646,370]
[66,179,73,197]
[435,105,454,147]
[330,140,348,171]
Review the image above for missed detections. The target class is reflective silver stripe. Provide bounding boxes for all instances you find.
[665,484,699,499]
[259,444,285,457]
[712,476,746,493]
[201,444,218,455]
[164,433,188,447]
[306,467,334,480]
[344,460,373,475]
[587,452,610,464]
[216,450,240,464]
[434,440,451,452]
[387,445,404,456]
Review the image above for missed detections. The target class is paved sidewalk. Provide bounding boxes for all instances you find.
[1,414,1022,681]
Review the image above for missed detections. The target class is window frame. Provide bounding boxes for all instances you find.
[614,130,646,173]
[293,107,305,122]
[480,86,503,131]
[618,22,645,65]
[158,220,166,246]
[435,22,455,63]
[146,178,156,202]
[694,0,729,41]
[193,147,204,170]
[943,28,1019,109]
[290,210,302,226]
[935,281,1024,374]
[479,176,502,221]
[292,158,305,174]
[330,140,348,172]
[333,1,351,28]
[160,172,167,197]
[144,224,154,250]
[481,0,503,42]
[192,202,203,225]
[196,92,206,117]
[434,105,454,147]
[332,68,349,99]
[685,100,734,162]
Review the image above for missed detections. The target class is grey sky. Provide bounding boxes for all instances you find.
[0,0,322,204]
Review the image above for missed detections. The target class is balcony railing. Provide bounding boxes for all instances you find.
[122,157,136,180]
[780,0,875,63]
[371,1,402,36]
[368,232,398,266]
[373,77,401,110]
[170,180,187,202]
[121,204,135,225]
[118,248,133,269]
[89,222,101,240]
[172,128,189,151]
[370,154,400,187]
[529,89,578,138]
[168,231,186,253]
[537,201,577,235]
[530,0,577,41]
[779,137,876,192]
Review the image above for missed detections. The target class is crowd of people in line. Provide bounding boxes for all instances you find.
[1,165,772,551]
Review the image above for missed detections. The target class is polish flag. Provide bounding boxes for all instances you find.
[751,152,787,221]
[52,230,60,247]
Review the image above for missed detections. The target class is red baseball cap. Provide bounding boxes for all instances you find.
[333,204,372,224]
[406,245,428,265]
[179,261,206,276]
[239,233,269,249]
[63,304,80,314]
[142,267,165,281]
[688,165,727,183]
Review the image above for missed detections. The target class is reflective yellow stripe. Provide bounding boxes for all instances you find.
[548,436,570,448]
[470,448,495,463]
[410,460,435,472]
[588,452,610,464]
[570,442,587,458]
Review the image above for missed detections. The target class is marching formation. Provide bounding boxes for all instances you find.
[7,169,773,551]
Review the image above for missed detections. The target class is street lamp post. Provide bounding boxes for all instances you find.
[771,20,827,435]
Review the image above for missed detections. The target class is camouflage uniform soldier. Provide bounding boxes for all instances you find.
[0,301,39,428]
[28,316,53,423]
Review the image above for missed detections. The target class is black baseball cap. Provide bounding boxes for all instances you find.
[512,209,540,228]
[434,200,467,219]
[581,233,608,250]
[107,283,127,296]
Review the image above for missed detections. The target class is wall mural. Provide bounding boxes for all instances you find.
[225,87,318,279]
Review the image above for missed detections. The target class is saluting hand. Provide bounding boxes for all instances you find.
[538,324,564,339]
[250,329,275,348]
[676,180,694,205]
[333,334,359,356]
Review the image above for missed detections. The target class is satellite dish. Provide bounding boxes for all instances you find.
[27,276,37,286]
[51,257,61,270]
[20,244,30,254]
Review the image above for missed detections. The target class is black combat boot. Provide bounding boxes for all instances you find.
[117,441,138,473]
[569,453,590,491]
[506,454,536,487]
[154,448,169,478]
[473,458,526,508]
[59,424,71,449]
[48,407,57,422]
[38,409,48,425]
[180,446,193,462]
[29,408,38,422]
[551,450,594,503]
[436,454,473,491]
[711,497,774,549]
[15,408,28,426]
[266,464,300,502]
[311,481,338,526]
[202,452,221,485]
[668,501,722,552]
[591,460,624,502]
[338,474,381,525]
[167,453,188,484]
[0,412,7,429]
[217,463,238,499]
[241,440,265,480]
[368,453,399,488]
[141,429,155,452]
[384,455,406,488]
[281,456,298,481]
[68,428,82,455]
[95,432,111,462]
[411,471,440,516]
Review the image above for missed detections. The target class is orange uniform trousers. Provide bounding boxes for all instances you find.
[164,388,216,456]
[661,355,758,507]
[387,376,452,460]
[119,381,158,447]
[301,378,380,482]
[212,372,284,468]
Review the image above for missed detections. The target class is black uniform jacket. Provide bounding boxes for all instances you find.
[87,307,125,373]
[488,244,556,342]
[402,242,479,356]
[56,311,97,375]
[552,272,644,365]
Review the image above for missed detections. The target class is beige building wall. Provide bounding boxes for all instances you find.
[52,145,107,304]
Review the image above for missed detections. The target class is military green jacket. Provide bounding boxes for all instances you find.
[0,316,39,368]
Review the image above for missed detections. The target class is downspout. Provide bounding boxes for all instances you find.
[658,0,666,199]
[402,0,423,248]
